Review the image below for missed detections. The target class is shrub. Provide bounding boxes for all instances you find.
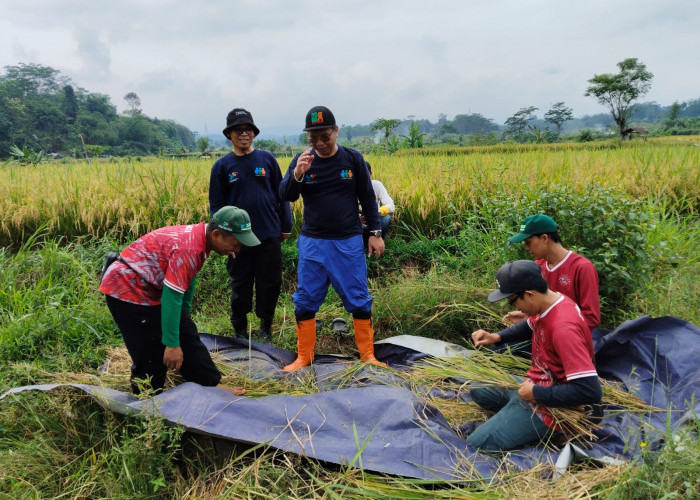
[470,184,658,323]
[578,129,595,142]
[0,390,184,499]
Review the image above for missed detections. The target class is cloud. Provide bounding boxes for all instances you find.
[75,29,112,80]
[541,67,562,75]
[1,0,698,134]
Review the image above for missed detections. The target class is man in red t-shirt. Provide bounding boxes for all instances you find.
[99,206,260,395]
[467,260,602,451]
[505,214,601,329]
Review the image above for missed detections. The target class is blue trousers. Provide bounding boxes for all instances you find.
[466,385,552,451]
[293,235,372,316]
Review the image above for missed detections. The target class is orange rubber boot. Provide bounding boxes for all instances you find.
[353,318,388,368]
[283,318,317,371]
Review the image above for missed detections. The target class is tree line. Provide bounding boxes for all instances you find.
[338,59,700,151]
[0,63,196,159]
[3,60,700,160]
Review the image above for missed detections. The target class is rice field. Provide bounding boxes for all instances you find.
[1,138,698,498]
[1,138,697,247]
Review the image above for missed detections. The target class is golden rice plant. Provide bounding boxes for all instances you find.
[0,140,697,246]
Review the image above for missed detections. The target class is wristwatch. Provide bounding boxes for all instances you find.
[369,230,382,238]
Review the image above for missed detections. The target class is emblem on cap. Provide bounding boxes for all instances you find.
[311,112,324,124]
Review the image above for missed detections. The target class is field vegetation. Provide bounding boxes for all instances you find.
[0,137,698,498]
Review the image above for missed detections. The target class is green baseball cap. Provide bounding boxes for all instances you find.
[508,214,558,243]
[212,206,261,247]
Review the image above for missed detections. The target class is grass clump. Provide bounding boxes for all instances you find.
[593,416,700,499]
[0,233,121,393]
[0,389,183,499]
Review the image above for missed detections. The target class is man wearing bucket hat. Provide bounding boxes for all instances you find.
[279,105,387,371]
[505,214,600,329]
[210,108,293,342]
[466,260,602,451]
[99,206,261,395]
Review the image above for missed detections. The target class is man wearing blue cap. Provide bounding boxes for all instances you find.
[468,260,602,451]
[506,214,600,329]
[279,105,387,371]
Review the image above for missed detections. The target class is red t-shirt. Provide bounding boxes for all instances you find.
[537,251,601,328]
[99,222,208,305]
[526,294,597,429]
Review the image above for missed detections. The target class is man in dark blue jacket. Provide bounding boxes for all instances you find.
[209,108,293,341]
[279,105,386,370]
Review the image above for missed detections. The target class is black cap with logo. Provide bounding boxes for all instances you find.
[304,105,336,131]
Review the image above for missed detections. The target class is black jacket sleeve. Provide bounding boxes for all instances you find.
[279,155,302,202]
[497,320,533,343]
[532,376,602,407]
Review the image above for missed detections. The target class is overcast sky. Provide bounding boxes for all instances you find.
[1,0,698,138]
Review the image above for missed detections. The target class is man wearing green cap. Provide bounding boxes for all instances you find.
[506,214,600,329]
[99,206,261,395]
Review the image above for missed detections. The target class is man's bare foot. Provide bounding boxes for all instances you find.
[217,383,246,396]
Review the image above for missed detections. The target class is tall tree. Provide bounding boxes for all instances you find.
[3,63,65,95]
[439,123,457,135]
[585,58,653,140]
[452,113,498,134]
[504,106,538,142]
[666,101,681,126]
[544,102,573,136]
[123,92,141,113]
[62,85,78,123]
[370,118,401,142]
[197,136,209,153]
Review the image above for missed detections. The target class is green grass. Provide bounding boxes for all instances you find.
[0,389,184,499]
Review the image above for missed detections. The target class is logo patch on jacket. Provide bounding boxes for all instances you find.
[254,167,266,176]
[340,169,353,179]
[228,171,239,183]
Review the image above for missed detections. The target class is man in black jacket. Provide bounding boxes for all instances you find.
[279,105,386,371]
[209,108,293,341]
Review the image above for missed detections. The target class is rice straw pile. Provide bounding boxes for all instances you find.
[406,348,661,441]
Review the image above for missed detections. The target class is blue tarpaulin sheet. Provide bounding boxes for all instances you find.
[2,315,698,480]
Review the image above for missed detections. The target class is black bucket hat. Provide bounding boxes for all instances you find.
[304,105,336,131]
[223,108,260,138]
